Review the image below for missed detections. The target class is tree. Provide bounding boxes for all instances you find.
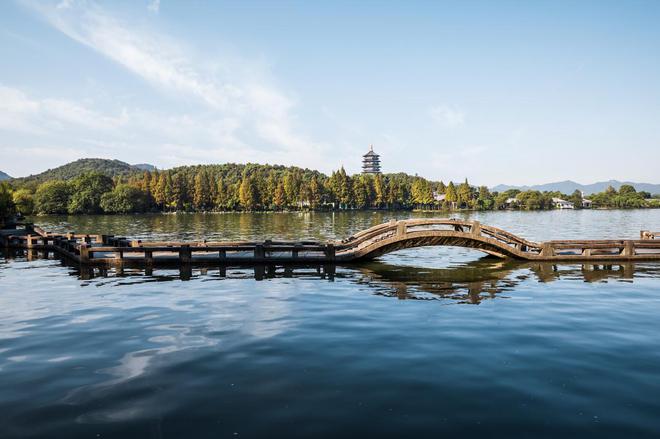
[411,178,434,208]
[273,181,286,210]
[34,181,72,214]
[457,178,473,208]
[68,172,114,214]
[619,184,636,195]
[373,174,385,208]
[568,190,583,209]
[283,170,301,207]
[239,175,259,210]
[477,186,494,210]
[307,176,322,208]
[445,181,457,206]
[0,182,14,220]
[193,170,212,210]
[153,173,168,208]
[12,188,34,215]
[100,184,150,213]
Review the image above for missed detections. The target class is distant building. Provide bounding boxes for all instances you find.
[552,197,575,209]
[581,192,593,208]
[362,145,381,174]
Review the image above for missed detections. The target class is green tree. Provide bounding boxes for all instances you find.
[34,181,72,214]
[568,190,583,209]
[68,172,114,214]
[373,174,385,208]
[100,184,150,213]
[273,181,286,210]
[239,175,259,210]
[445,181,458,206]
[12,188,34,215]
[0,182,15,220]
[619,184,636,195]
[457,178,473,208]
[193,170,212,210]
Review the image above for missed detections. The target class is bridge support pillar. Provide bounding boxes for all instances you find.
[79,244,90,264]
[254,244,265,260]
[179,245,191,264]
[324,243,335,261]
[144,250,154,266]
[540,243,554,258]
[622,241,635,257]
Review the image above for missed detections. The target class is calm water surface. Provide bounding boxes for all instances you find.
[2,210,660,438]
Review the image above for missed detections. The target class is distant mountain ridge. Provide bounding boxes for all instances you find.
[492,180,660,195]
[0,170,11,181]
[10,158,155,186]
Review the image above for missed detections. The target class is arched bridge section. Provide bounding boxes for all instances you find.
[334,219,543,261]
[2,219,660,266]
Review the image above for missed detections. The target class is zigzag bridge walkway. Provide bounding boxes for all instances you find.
[2,219,660,267]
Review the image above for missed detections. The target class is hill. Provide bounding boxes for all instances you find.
[10,158,148,187]
[0,170,11,181]
[492,180,660,195]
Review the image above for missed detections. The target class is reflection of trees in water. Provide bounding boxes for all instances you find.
[356,259,660,303]
[4,249,660,304]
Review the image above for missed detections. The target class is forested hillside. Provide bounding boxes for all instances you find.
[2,159,659,218]
[10,158,147,188]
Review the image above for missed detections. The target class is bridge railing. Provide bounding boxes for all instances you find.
[336,218,543,256]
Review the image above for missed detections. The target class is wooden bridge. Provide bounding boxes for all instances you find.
[1,219,660,267]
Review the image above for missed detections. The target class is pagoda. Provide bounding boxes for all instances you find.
[361,144,381,174]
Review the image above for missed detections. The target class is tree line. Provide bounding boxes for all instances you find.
[1,163,659,218]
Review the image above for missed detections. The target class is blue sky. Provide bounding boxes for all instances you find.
[1,0,659,185]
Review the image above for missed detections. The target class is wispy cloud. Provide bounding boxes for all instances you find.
[429,105,466,127]
[20,0,328,169]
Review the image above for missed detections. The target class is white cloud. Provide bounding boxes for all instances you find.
[21,0,329,169]
[429,105,466,127]
[147,0,160,14]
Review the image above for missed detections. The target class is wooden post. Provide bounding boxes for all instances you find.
[218,249,226,261]
[540,242,554,258]
[179,245,191,264]
[396,221,407,237]
[622,241,634,257]
[292,244,301,259]
[131,240,141,247]
[254,244,265,260]
[144,249,154,266]
[26,234,34,249]
[324,243,335,261]
[582,248,592,257]
[79,243,90,264]
[471,221,481,236]
[84,235,92,244]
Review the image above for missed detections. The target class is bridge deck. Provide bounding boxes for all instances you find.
[1,219,660,267]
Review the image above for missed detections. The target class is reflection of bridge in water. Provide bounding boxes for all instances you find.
[2,218,660,266]
[4,248,658,304]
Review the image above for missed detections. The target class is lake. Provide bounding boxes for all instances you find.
[2,209,660,438]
